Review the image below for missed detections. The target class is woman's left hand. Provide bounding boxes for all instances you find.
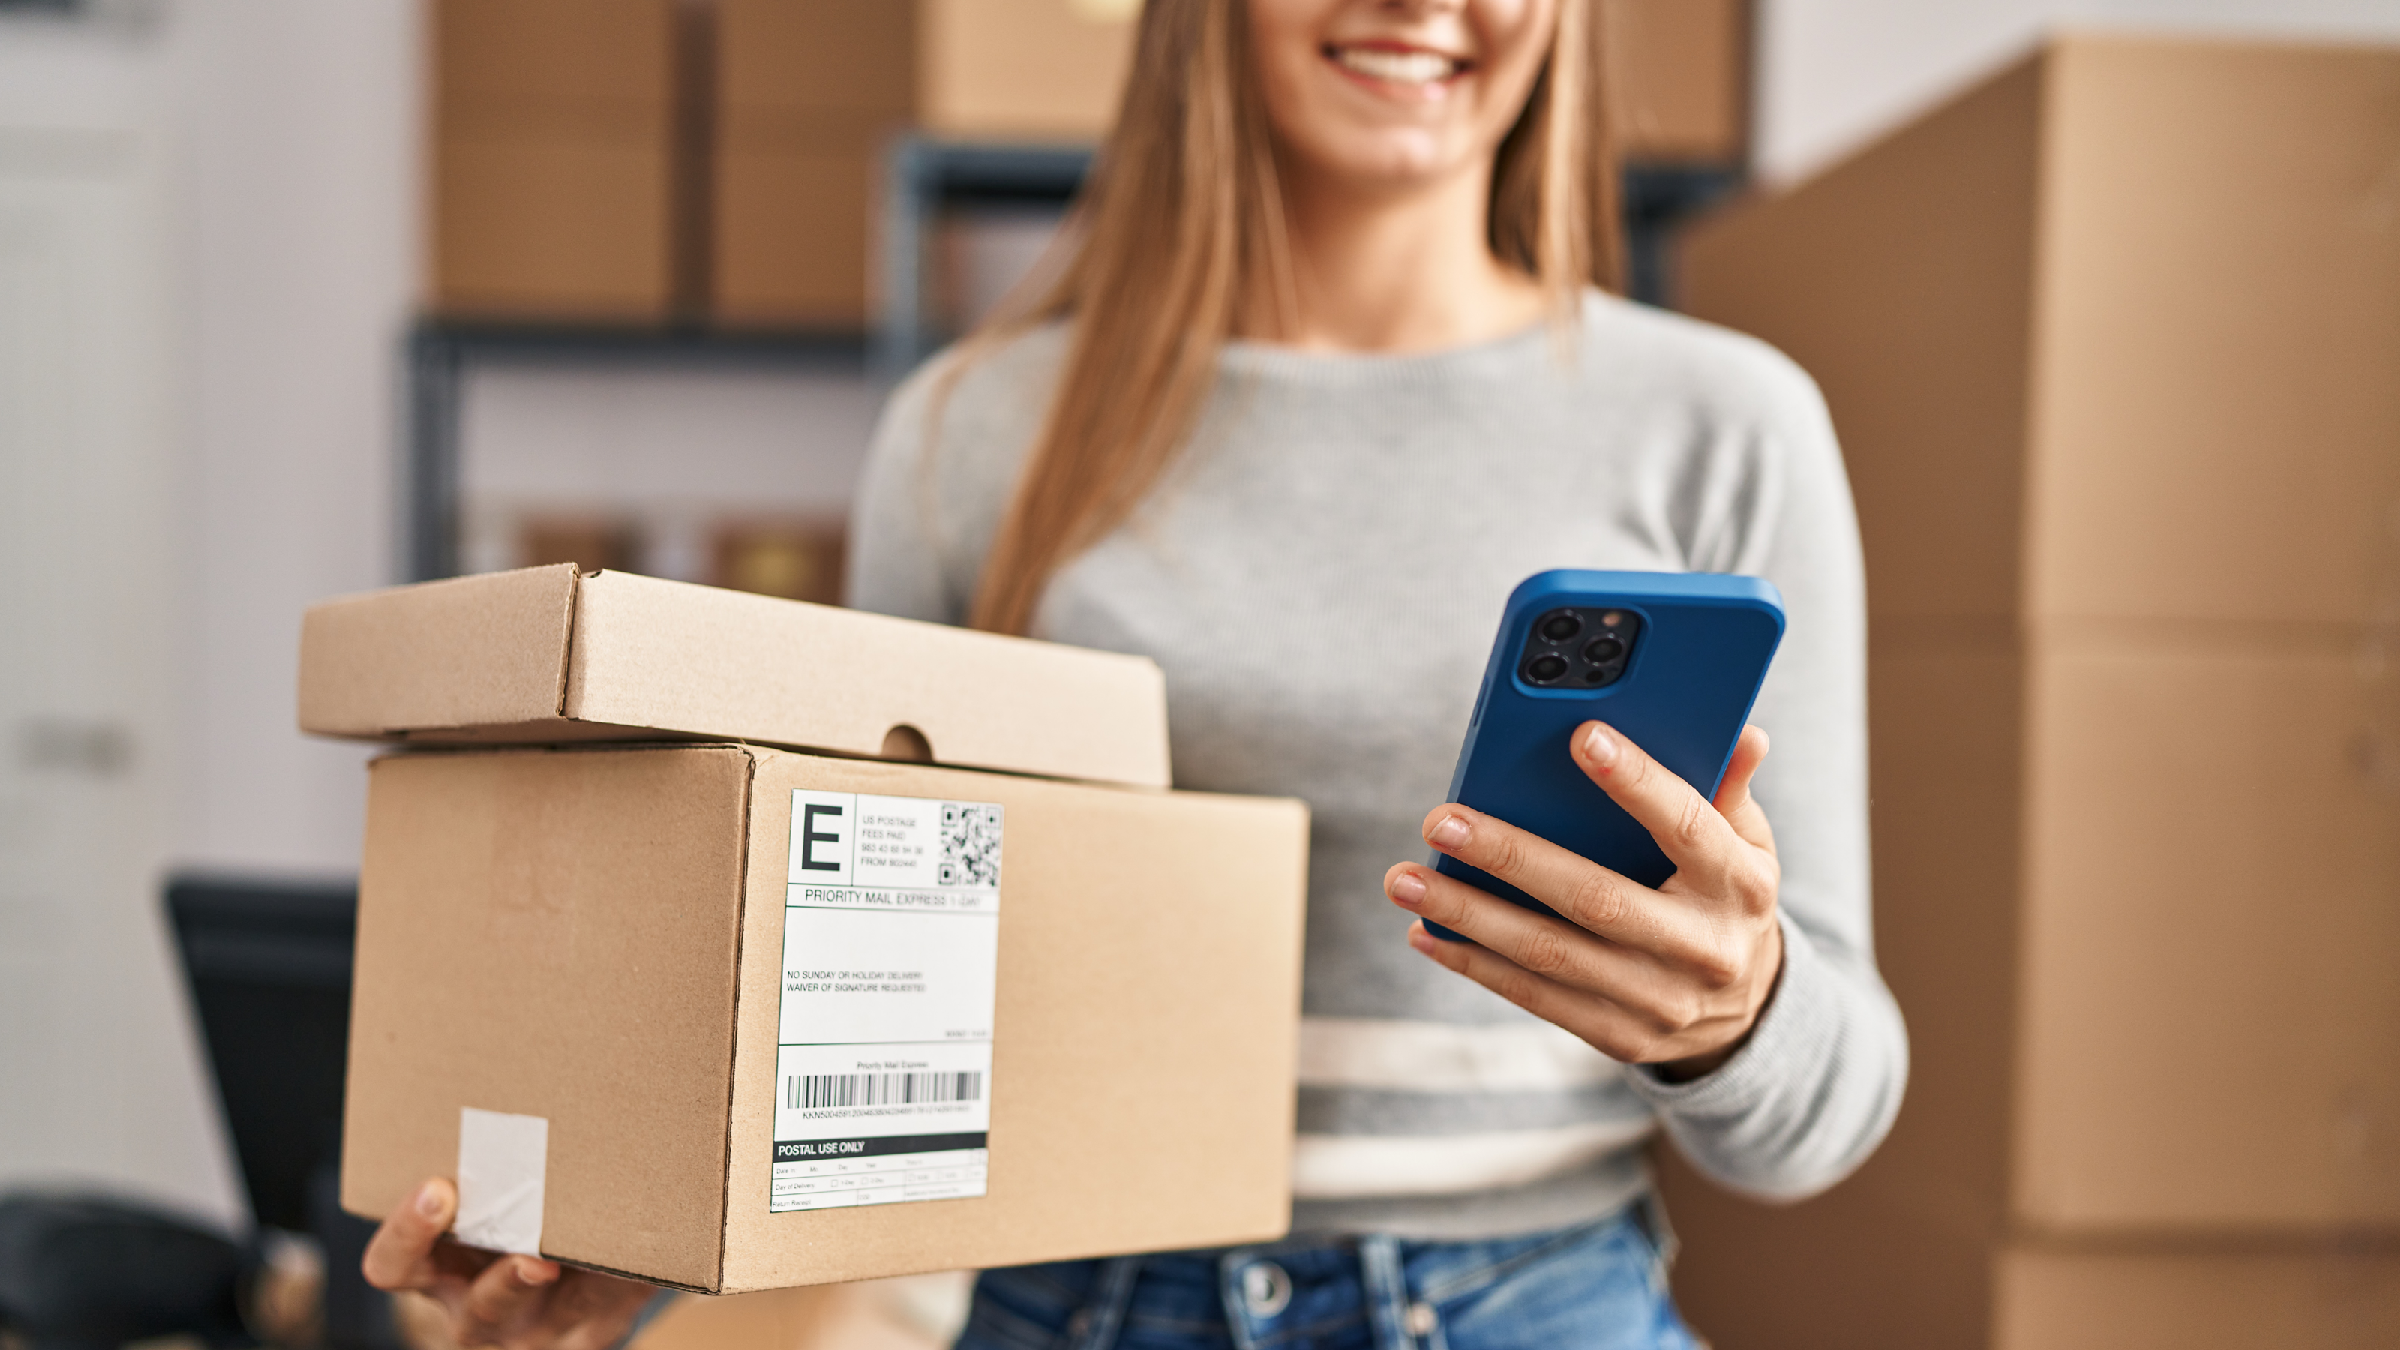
[1384,721,1783,1082]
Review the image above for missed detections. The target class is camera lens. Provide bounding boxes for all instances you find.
[1583,636,1625,664]
[1526,654,1569,683]
[1538,611,1581,643]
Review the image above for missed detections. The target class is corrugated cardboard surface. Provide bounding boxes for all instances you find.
[341,743,1308,1291]
[298,567,1175,790]
[718,0,915,124]
[437,0,675,109]
[1993,1243,2400,1350]
[712,0,913,325]
[712,138,880,327]
[2017,634,2400,1228]
[1603,0,1750,163]
[432,124,675,320]
[428,0,676,319]
[916,0,1136,140]
[298,565,579,736]
[2027,39,2400,627]
[1668,34,2400,1349]
[344,747,753,1289]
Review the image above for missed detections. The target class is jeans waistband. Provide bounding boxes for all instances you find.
[1051,1194,1672,1350]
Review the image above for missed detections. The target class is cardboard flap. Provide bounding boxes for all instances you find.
[298,567,1175,789]
[299,564,580,735]
[565,571,1171,787]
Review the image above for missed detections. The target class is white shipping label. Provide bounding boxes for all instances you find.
[772,790,1002,1213]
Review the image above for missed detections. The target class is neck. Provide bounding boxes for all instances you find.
[1258,158,1549,354]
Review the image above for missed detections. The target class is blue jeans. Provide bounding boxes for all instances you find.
[953,1202,1701,1350]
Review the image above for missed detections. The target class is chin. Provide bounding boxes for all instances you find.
[1310,131,1466,187]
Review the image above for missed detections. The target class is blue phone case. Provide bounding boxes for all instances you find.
[1427,570,1785,941]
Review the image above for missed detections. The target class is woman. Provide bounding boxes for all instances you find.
[366,1,1906,1345]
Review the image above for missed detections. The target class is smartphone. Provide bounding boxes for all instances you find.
[1427,570,1785,941]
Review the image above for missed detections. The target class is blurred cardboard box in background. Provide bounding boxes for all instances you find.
[1658,33,2400,1350]
[429,0,1757,327]
[430,0,679,320]
[301,567,1310,1291]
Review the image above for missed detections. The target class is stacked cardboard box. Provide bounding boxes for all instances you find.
[1655,35,2400,1349]
[429,0,679,320]
[712,0,918,326]
[302,566,1311,1292]
[914,0,1143,142]
[1601,0,1750,165]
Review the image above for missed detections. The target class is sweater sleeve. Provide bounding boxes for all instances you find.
[1625,342,1909,1202]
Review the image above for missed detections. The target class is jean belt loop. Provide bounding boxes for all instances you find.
[1065,1255,1144,1350]
[1357,1233,1419,1350]
[1636,1189,1681,1294]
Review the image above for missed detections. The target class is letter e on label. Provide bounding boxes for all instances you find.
[789,792,856,885]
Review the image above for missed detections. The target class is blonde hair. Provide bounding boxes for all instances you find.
[961,0,1621,635]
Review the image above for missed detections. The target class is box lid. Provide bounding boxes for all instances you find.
[298,565,1173,788]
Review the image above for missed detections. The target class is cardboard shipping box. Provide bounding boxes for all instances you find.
[345,742,1306,1291]
[428,0,678,320]
[1651,34,2400,1350]
[307,569,1310,1291]
[712,0,917,325]
[1992,1243,2400,1350]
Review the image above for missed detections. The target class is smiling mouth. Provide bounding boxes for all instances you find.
[1327,43,1469,87]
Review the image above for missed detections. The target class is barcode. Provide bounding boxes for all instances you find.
[786,1070,985,1110]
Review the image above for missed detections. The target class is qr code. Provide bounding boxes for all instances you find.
[937,803,1003,888]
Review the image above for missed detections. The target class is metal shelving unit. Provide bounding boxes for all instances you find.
[402,322,864,583]
[873,138,1095,378]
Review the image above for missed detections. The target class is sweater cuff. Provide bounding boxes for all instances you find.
[1627,910,1833,1118]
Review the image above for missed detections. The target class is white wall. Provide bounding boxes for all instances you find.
[0,0,414,1227]
[173,0,414,878]
[1755,0,2400,183]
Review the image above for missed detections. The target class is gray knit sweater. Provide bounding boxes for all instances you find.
[845,292,1907,1239]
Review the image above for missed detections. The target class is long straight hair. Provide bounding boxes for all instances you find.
[960,0,1622,635]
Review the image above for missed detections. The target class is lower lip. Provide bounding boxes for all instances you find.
[1325,50,1465,101]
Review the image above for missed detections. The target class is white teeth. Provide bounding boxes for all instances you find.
[1334,46,1459,85]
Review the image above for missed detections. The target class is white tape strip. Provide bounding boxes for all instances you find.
[456,1107,548,1256]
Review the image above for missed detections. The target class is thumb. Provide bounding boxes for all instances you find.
[1712,725,1774,852]
[362,1178,456,1291]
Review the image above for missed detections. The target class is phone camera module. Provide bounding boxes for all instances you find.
[1519,605,1641,690]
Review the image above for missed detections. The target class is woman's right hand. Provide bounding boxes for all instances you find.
[362,1178,657,1350]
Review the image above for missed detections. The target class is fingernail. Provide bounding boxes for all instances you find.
[1583,724,1620,768]
[1388,871,1427,908]
[414,1182,444,1219]
[516,1258,556,1286]
[1407,925,1439,955]
[1429,815,1469,849]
